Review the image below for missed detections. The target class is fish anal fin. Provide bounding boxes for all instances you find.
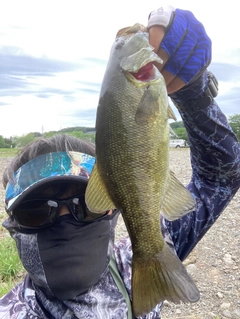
[132,243,200,317]
[161,171,196,221]
[85,164,116,213]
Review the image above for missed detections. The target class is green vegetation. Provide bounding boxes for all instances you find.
[0,126,96,148]
[44,130,95,143]
[0,148,19,157]
[0,115,240,149]
[170,121,188,141]
[0,136,14,148]
[170,115,240,142]
[0,234,24,297]
[228,114,240,141]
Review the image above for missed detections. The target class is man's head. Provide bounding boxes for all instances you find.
[2,134,120,301]
[3,134,95,189]
[4,135,97,226]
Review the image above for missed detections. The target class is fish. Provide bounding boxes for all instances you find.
[85,23,199,317]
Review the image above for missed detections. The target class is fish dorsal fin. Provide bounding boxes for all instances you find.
[85,163,116,213]
[161,171,196,221]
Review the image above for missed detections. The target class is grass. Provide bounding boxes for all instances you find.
[0,148,24,296]
[0,148,19,157]
[0,233,24,297]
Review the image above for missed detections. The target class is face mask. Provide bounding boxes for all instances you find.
[3,212,119,300]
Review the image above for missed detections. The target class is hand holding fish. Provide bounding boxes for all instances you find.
[148,6,212,94]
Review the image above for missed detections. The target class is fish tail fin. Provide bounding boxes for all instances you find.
[132,243,200,317]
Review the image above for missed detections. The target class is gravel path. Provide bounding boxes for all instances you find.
[0,150,239,318]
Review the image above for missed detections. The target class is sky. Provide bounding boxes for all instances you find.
[1,0,239,138]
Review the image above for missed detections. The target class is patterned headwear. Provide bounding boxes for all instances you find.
[5,151,95,212]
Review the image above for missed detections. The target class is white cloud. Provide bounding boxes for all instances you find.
[0,0,239,137]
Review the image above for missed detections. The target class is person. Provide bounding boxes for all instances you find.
[0,5,240,319]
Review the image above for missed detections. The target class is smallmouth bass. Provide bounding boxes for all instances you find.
[86,24,199,317]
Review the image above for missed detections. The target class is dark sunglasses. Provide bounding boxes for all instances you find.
[9,194,108,230]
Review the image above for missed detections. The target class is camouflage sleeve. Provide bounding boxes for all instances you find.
[0,276,45,318]
[0,282,27,318]
[165,74,240,261]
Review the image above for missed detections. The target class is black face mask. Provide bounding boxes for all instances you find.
[37,214,113,300]
[3,212,119,301]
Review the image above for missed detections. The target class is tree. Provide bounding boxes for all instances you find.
[67,131,95,143]
[170,121,184,130]
[170,121,188,141]
[67,131,85,139]
[228,114,240,141]
[15,133,36,147]
[0,135,5,148]
[173,127,188,141]
[3,137,14,148]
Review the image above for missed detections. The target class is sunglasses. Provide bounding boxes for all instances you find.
[9,194,108,230]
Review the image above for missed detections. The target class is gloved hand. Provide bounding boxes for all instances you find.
[147,6,212,94]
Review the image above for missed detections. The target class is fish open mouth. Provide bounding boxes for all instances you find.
[130,62,156,82]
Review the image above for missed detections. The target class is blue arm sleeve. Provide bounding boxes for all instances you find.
[165,87,240,261]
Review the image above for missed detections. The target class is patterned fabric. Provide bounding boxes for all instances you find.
[161,9,212,84]
[1,99,240,317]
[6,151,95,212]
[0,271,128,319]
[165,100,240,261]
[169,71,208,102]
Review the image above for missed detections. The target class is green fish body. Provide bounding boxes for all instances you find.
[86,24,199,317]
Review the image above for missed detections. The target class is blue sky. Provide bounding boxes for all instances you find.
[1,0,239,137]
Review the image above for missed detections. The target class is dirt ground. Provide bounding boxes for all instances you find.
[0,149,239,318]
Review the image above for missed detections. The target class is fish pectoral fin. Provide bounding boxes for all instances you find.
[85,164,116,213]
[135,90,159,125]
[132,243,200,317]
[161,171,196,221]
[167,103,177,121]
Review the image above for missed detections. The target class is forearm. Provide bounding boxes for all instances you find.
[170,73,240,184]
[179,103,239,183]
[165,74,240,261]
[147,5,240,262]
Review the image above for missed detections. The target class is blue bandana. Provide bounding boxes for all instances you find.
[5,151,95,212]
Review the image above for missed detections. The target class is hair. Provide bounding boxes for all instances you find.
[3,134,95,191]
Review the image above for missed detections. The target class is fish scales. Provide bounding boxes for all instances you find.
[86,24,199,317]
